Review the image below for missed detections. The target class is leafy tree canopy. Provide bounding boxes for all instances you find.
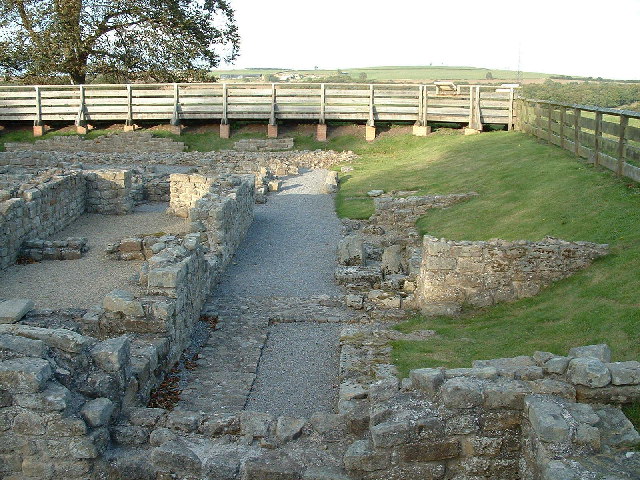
[0,0,239,84]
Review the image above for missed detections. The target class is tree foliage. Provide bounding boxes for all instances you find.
[522,79,640,109]
[0,0,240,84]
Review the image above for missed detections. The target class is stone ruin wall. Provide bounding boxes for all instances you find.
[416,236,609,315]
[0,173,86,270]
[0,175,255,480]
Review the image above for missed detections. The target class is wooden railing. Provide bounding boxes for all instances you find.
[518,99,640,182]
[0,83,517,127]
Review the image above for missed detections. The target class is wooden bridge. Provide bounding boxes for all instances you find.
[0,82,518,140]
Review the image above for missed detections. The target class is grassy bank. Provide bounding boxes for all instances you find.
[334,131,640,374]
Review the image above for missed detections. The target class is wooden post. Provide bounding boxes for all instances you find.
[222,83,229,125]
[170,83,182,134]
[417,85,423,125]
[559,106,565,149]
[573,108,581,156]
[508,88,514,131]
[124,84,135,131]
[268,83,277,137]
[423,85,429,126]
[617,115,628,176]
[594,111,602,165]
[319,83,326,125]
[366,84,375,141]
[413,85,430,136]
[75,85,89,134]
[547,104,553,143]
[33,86,45,136]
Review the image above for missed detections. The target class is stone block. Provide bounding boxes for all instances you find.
[440,377,484,408]
[337,236,365,266]
[241,453,302,480]
[409,368,445,398]
[0,357,52,393]
[14,383,71,412]
[166,409,203,433]
[151,439,202,475]
[397,439,460,462]
[412,124,431,136]
[220,123,231,139]
[344,440,389,472]
[81,397,114,427]
[566,357,611,387]
[103,289,145,317]
[0,334,47,357]
[365,125,376,142]
[607,361,640,385]
[0,299,34,324]
[240,410,273,438]
[568,344,612,362]
[267,123,278,138]
[316,123,328,142]
[526,396,570,443]
[91,336,130,373]
[483,379,531,410]
[544,356,571,375]
[275,416,305,443]
[303,466,351,480]
[370,419,411,448]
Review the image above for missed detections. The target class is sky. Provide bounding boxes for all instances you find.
[220,0,640,80]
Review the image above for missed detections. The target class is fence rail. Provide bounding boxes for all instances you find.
[518,99,640,182]
[0,82,517,127]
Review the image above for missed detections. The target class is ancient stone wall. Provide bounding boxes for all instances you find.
[370,193,478,227]
[167,173,217,218]
[0,173,86,270]
[4,132,186,154]
[416,236,609,315]
[21,237,88,261]
[84,170,134,215]
[233,138,294,151]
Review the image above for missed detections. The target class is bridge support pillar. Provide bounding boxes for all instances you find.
[33,121,49,137]
[267,123,278,138]
[220,122,231,139]
[124,119,137,132]
[413,122,431,136]
[316,123,327,142]
[76,124,89,135]
[169,124,183,135]
[365,125,376,142]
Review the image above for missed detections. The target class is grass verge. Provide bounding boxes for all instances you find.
[334,131,640,375]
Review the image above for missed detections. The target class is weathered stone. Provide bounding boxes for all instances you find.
[47,416,88,437]
[127,407,166,427]
[0,357,52,393]
[0,324,93,353]
[241,453,302,480]
[310,412,348,441]
[381,245,404,275]
[344,440,390,472]
[370,419,411,448]
[149,427,177,446]
[367,190,384,197]
[566,357,611,387]
[103,289,144,317]
[345,294,364,309]
[13,409,46,435]
[13,382,70,412]
[166,409,203,433]
[544,356,571,375]
[595,406,640,448]
[530,379,576,400]
[409,367,445,397]
[0,299,34,324]
[339,381,367,401]
[150,439,202,475]
[200,413,239,436]
[91,335,130,372]
[514,365,545,380]
[302,466,351,480]
[111,424,149,445]
[397,439,460,462]
[80,397,114,427]
[483,379,531,410]
[0,334,46,357]
[275,416,305,443]
[526,396,570,443]
[607,361,640,385]
[337,236,365,266]
[240,410,273,438]
[362,463,445,480]
[203,453,240,480]
[440,377,484,408]
[568,344,611,362]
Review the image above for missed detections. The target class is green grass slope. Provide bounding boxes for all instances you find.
[335,131,640,374]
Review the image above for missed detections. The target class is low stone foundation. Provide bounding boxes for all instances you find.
[20,237,88,261]
[416,236,609,315]
[233,138,294,151]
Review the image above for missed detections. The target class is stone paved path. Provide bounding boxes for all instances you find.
[178,169,356,417]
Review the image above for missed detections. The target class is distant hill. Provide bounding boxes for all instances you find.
[211,65,556,83]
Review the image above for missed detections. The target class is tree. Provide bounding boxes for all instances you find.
[485,71,493,80]
[0,0,240,84]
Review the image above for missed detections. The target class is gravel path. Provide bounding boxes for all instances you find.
[0,203,187,309]
[181,169,347,417]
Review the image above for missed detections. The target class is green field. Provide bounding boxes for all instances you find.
[212,65,553,82]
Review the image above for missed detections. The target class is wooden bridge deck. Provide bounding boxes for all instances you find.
[0,83,517,128]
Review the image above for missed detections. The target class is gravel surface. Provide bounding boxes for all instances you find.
[217,168,342,298]
[0,203,187,309]
[245,322,341,417]
[207,169,345,415]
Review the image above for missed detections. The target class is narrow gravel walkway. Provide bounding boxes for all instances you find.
[179,169,353,418]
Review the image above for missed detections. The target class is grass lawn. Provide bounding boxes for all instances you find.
[334,131,640,375]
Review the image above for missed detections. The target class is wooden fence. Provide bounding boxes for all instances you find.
[0,83,517,128]
[518,99,640,182]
